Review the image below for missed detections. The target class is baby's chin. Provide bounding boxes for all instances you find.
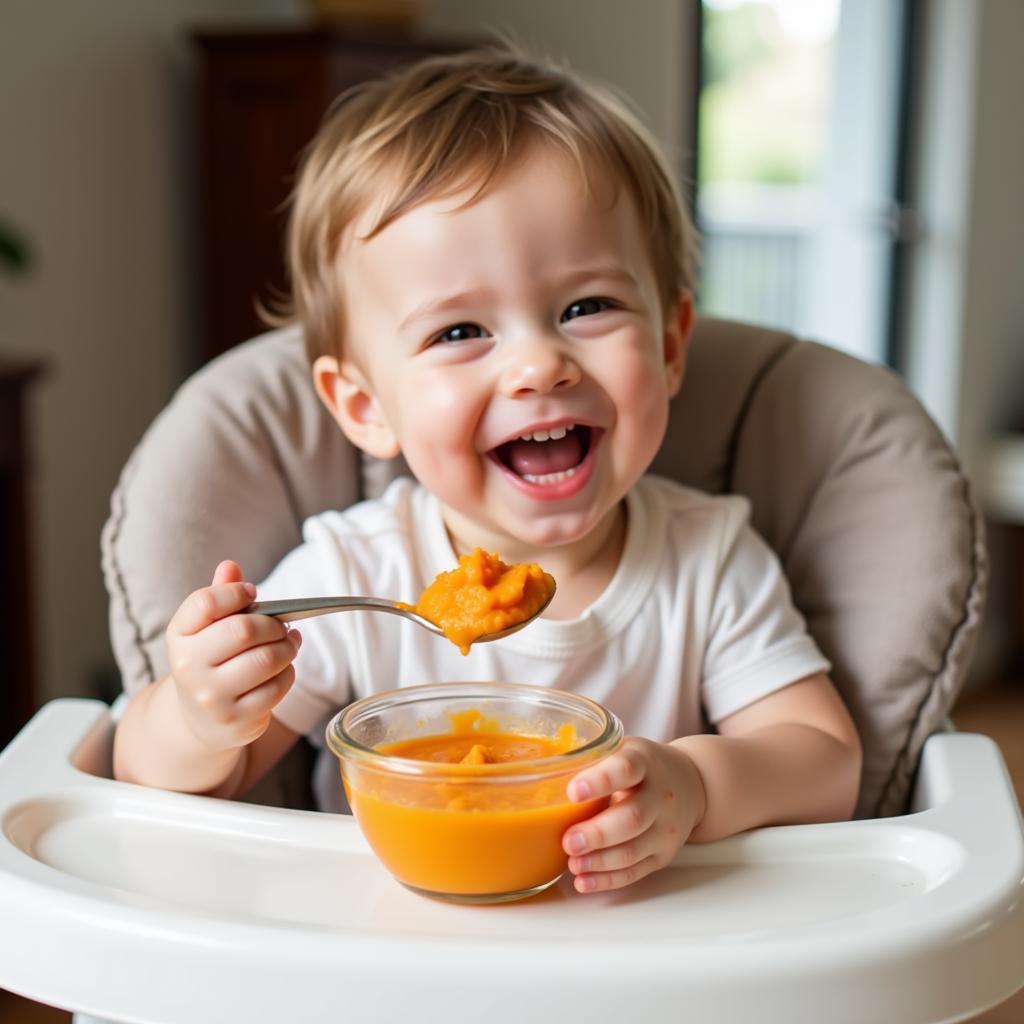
[501,513,604,550]
[444,501,617,558]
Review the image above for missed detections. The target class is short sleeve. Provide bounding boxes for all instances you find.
[701,517,830,724]
[257,537,353,738]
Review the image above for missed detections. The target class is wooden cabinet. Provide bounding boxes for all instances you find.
[0,359,43,749]
[193,27,468,364]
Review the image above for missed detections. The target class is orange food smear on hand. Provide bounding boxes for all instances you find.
[403,548,555,654]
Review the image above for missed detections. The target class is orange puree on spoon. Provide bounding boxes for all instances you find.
[403,548,555,655]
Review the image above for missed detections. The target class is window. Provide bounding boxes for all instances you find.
[696,0,914,366]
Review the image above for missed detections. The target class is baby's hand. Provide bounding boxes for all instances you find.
[562,738,706,894]
[166,560,301,753]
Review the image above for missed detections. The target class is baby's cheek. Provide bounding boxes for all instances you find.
[409,445,484,500]
[398,387,487,493]
[618,375,670,464]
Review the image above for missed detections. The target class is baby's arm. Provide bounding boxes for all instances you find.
[113,560,301,797]
[673,672,861,839]
[563,672,861,893]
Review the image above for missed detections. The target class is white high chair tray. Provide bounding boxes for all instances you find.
[1,700,1021,1024]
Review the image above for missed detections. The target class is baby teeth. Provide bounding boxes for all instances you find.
[522,465,579,485]
[518,424,573,442]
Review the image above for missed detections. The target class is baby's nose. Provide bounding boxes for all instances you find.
[498,339,581,398]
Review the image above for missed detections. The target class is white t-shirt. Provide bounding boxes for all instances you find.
[262,475,829,810]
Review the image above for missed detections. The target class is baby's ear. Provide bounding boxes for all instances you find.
[312,355,401,460]
[664,293,695,398]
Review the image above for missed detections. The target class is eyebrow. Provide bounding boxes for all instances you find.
[397,265,640,333]
[558,265,640,291]
[398,287,497,333]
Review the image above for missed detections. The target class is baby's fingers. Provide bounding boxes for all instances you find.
[568,742,648,803]
[211,559,244,587]
[215,632,301,695]
[563,790,656,857]
[170,579,257,637]
[195,612,292,667]
[571,853,662,894]
[233,666,296,723]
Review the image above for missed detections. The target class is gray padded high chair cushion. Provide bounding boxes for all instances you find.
[102,329,361,807]
[103,319,986,818]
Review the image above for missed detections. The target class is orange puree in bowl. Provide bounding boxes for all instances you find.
[379,724,579,766]
[402,548,555,655]
[344,715,605,897]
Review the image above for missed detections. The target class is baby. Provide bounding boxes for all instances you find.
[113,44,861,894]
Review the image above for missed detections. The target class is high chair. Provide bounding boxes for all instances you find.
[1,318,1021,1023]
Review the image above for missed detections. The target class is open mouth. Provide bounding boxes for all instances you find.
[490,424,595,486]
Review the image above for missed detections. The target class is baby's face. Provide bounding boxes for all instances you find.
[327,145,690,554]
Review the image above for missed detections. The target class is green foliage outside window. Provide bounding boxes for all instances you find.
[699,2,835,187]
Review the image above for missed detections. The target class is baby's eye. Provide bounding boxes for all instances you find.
[561,297,612,322]
[435,322,488,344]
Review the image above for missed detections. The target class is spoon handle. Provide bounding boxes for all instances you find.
[248,595,435,628]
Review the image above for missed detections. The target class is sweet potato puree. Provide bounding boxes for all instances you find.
[401,548,555,655]
[344,710,606,897]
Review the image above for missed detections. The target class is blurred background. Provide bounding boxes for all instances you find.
[0,0,1022,1019]
[2,0,1023,745]
[1,0,1023,736]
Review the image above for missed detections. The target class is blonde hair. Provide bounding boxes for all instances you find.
[277,43,698,362]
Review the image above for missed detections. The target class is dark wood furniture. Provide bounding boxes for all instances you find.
[192,26,469,364]
[0,358,43,750]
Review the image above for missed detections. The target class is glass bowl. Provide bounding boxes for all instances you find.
[325,682,623,903]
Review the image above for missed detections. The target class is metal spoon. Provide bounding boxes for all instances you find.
[247,582,556,644]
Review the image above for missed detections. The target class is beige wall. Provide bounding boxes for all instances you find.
[2,0,1019,708]
[424,0,697,182]
[906,0,1024,473]
[0,0,692,708]
[950,0,1024,471]
[0,1,303,704]
[901,0,1024,679]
